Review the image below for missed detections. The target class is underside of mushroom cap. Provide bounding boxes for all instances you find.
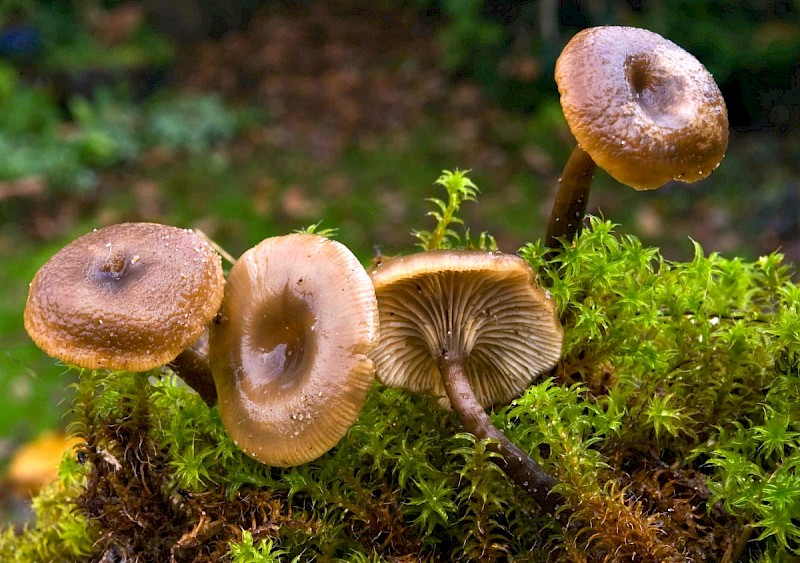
[555,26,729,190]
[24,222,224,372]
[370,250,563,408]
[209,233,379,467]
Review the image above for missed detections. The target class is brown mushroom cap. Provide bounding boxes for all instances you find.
[208,233,379,467]
[370,250,563,408]
[555,26,729,190]
[24,222,224,372]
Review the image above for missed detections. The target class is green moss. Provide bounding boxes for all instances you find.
[4,210,800,560]
[0,453,94,562]
[411,169,497,252]
[228,530,288,562]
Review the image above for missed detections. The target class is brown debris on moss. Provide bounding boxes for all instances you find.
[68,372,426,562]
[70,377,306,561]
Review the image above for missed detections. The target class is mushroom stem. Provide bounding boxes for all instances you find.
[544,144,597,250]
[438,353,563,515]
[167,331,217,406]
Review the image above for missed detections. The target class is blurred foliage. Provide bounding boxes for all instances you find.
[7,1,798,128]
[1,1,172,70]
[145,94,257,155]
[0,61,259,193]
[0,64,96,191]
[639,1,799,80]
[0,64,57,134]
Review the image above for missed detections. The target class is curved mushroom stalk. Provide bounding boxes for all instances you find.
[370,250,564,513]
[438,352,561,514]
[545,26,729,250]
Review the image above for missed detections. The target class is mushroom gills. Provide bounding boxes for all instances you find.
[369,250,564,513]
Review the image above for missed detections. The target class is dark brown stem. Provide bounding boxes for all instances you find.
[168,330,217,406]
[721,522,753,563]
[438,353,564,516]
[545,144,597,249]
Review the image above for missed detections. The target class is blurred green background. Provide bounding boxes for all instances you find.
[0,0,798,516]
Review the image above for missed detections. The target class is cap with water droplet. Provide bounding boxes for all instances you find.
[209,233,379,467]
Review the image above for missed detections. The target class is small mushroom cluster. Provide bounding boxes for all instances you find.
[24,224,382,468]
[24,222,565,510]
[22,25,730,518]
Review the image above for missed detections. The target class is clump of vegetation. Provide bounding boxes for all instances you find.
[523,219,800,560]
[145,94,252,156]
[2,172,800,561]
[0,60,258,195]
[412,169,496,251]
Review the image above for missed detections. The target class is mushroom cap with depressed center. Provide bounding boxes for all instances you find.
[370,250,563,409]
[208,233,379,467]
[555,26,729,190]
[24,222,224,371]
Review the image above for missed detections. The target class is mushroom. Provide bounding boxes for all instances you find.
[545,26,729,248]
[208,233,379,467]
[167,329,217,405]
[369,249,564,512]
[24,222,224,395]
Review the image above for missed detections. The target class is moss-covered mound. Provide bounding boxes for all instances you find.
[3,218,799,562]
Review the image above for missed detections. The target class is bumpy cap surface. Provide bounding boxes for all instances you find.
[555,26,729,190]
[24,222,224,371]
[209,233,379,467]
[370,250,563,408]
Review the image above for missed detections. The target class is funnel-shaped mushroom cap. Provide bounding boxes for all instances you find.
[555,26,728,190]
[24,223,224,371]
[370,250,562,408]
[209,234,379,467]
